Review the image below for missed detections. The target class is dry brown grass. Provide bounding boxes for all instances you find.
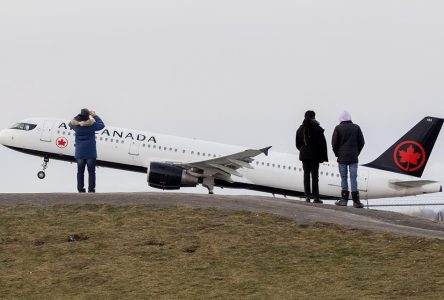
[1,204,444,299]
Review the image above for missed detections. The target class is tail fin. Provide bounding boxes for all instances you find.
[363,116,443,177]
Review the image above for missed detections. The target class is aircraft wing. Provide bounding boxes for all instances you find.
[179,146,272,183]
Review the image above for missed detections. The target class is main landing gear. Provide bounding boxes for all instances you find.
[203,177,215,195]
[37,156,49,179]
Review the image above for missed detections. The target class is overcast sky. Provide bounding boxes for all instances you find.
[0,1,443,204]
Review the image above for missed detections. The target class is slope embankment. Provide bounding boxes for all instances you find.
[1,192,444,239]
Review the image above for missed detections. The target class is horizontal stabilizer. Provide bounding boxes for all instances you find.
[389,180,438,188]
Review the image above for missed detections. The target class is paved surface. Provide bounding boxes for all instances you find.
[1,192,444,239]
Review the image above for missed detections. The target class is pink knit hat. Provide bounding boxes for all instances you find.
[339,111,352,122]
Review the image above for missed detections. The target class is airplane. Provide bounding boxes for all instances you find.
[0,116,442,200]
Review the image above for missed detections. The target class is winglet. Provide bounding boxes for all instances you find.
[260,146,272,156]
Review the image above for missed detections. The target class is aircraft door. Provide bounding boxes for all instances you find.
[40,120,54,142]
[129,140,141,155]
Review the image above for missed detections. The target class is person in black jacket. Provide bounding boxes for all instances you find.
[296,110,328,203]
[332,111,365,208]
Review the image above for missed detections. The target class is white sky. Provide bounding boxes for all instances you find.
[0,1,443,209]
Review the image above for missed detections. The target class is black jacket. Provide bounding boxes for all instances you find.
[296,120,328,163]
[332,121,365,164]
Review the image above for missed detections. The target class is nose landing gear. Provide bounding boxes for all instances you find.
[37,156,49,179]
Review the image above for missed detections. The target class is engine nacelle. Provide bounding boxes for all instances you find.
[148,162,198,190]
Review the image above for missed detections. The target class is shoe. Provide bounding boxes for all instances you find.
[335,190,349,206]
[335,200,348,206]
[305,197,311,203]
[78,189,86,193]
[312,196,323,204]
[353,202,364,208]
[352,192,364,208]
[88,189,96,193]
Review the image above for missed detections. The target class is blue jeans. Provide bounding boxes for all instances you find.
[339,163,358,192]
[77,159,96,192]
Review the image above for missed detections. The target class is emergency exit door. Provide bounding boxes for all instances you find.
[129,140,141,155]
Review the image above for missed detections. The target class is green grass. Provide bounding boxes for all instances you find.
[1,205,444,299]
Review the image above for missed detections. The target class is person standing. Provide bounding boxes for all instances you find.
[332,111,365,208]
[69,109,105,193]
[296,110,328,203]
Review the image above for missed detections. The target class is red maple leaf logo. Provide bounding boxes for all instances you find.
[56,137,68,148]
[393,141,426,172]
[398,145,421,166]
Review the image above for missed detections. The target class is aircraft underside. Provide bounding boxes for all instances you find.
[7,145,336,199]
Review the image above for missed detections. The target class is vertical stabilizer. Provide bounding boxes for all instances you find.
[363,117,443,177]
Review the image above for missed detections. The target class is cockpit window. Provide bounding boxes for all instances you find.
[10,123,37,131]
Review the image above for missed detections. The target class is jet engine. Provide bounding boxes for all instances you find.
[148,162,198,190]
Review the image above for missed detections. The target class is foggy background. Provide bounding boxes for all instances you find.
[0,1,443,214]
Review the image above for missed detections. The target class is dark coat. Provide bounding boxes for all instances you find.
[296,120,328,163]
[69,115,105,159]
[332,121,365,164]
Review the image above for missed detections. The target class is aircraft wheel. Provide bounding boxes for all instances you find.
[37,171,46,179]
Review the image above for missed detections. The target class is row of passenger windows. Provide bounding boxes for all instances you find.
[254,161,340,177]
[57,130,339,176]
[58,130,220,157]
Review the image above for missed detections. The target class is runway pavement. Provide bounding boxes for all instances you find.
[1,192,444,239]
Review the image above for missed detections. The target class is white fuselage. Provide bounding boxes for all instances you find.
[0,118,441,199]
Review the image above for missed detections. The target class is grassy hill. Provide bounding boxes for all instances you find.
[1,204,444,299]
